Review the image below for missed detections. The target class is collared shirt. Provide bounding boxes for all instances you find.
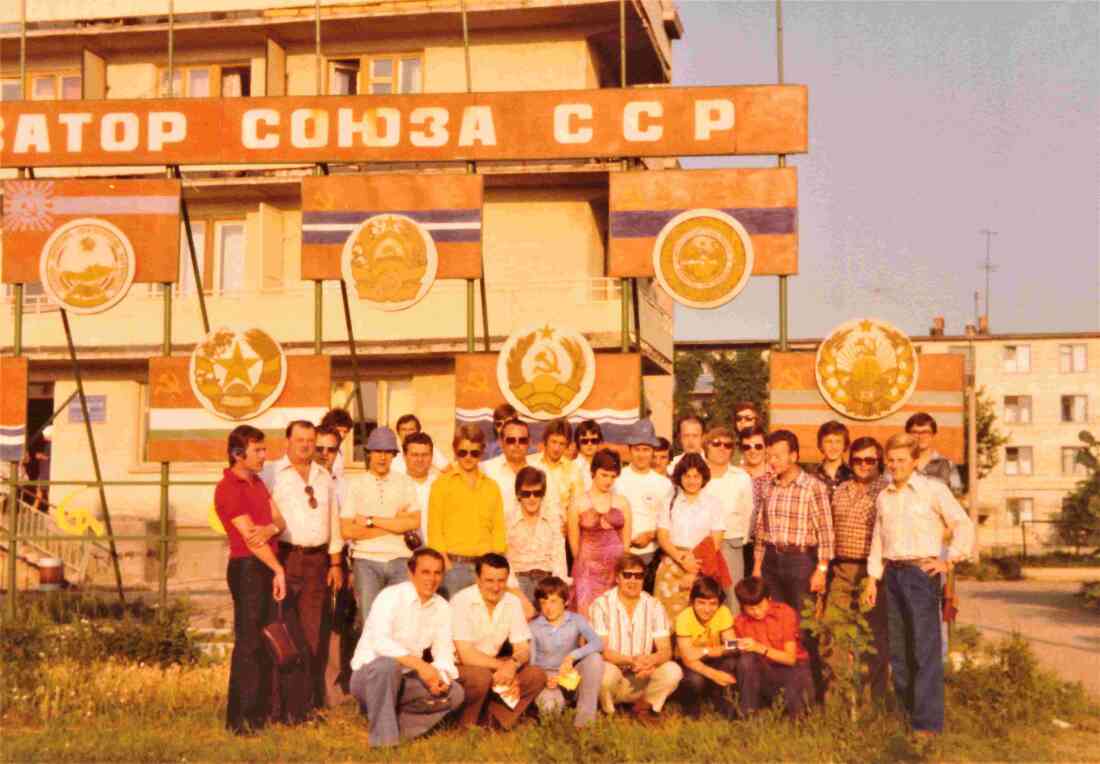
[657,491,724,549]
[868,472,975,580]
[408,469,439,543]
[263,456,341,554]
[450,585,531,657]
[392,449,451,476]
[748,468,774,541]
[529,612,603,672]
[427,469,505,557]
[350,581,458,681]
[702,464,755,541]
[614,466,673,555]
[589,587,670,658]
[484,455,528,525]
[831,476,889,560]
[733,601,809,663]
[674,604,734,647]
[753,468,835,563]
[342,469,420,561]
[528,453,584,530]
[214,468,276,559]
[506,514,567,579]
[811,461,854,499]
[577,455,593,490]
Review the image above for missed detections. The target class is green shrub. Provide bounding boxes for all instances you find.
[991,556,1023,580]
[1081,581,1100,611]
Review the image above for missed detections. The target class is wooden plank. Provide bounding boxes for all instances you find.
[0,85,809,167]
[81,49,107,100]
[265,38,286,97]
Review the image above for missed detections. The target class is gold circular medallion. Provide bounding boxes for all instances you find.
[815,318,919,420]
[497,324,596,421]
[652,209,754,310]
[38,217,135,314]
[189,327,288,421]
[340,213,438,311]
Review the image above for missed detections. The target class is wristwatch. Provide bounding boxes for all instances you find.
[365,516,375,528]
[816,562,828,573]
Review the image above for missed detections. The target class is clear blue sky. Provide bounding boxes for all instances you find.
[672,1,1099,341]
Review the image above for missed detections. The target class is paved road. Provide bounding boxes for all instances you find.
[956,580,1100,699]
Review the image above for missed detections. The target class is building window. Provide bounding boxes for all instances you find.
[1007,497,1033,526]
[328,54,422,95]
[1062,447,1088,476]
[1,78,21,100]
[1003,396,1032,425]
[328,59,360,95]
[1002,345,1030,373]
[1060,343,1087,373]
[159,65,251,97]
[1004,446,1033,476]
[215,221,247,294]
[176,221,207,295]
[19,72,82,101]
[1061,395,1088,424]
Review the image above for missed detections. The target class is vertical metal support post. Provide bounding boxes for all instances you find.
[167,0,175,98]
[775,0,789,349]
[314,282,324,355]
[5,467,17,618]
[620,279,631,352]
[158,462,170,610]
[459,4,489,352]
[778,276,789,351]
[466,281,476,352]
[19,0,27,99]
[967,379,979,557]
[60,311,126,603]
[619,0,627,88]
[175,168,211,333]
[12,285,23,356]
[315,0,323,96]
[339,281,369,456]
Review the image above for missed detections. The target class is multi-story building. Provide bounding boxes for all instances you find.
[679,325,1100,552]
[1,0,681,584]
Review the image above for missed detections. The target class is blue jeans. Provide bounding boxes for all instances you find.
[353,557,410,623]
[885,564,945,733]
[761,545,823,700]
[534,653,604,727]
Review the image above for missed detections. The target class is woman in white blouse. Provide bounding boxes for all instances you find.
[653,453,725,622]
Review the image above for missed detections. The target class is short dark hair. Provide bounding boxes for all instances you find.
[678,414,704,435]
[590,447,622,476]
[733,401,761,417]
[403,431,434,454]
[227,425,264,466]
[849,436,884,464]
[574,420,603,444]
[542,418,573,444]
[654,436,671,453]
[534,576,571,604]
[765,429,799,460]
[733,576,770,607]
[690,575,725,604]
[817,420,851,449]
[453,423,486,450]
[408,547,445,573]
[905,412,938,434]
[515,466,546,496]
[500,418,529,436]
[395,413,422,433]
[320,408,354,431]
[739,424,767,443]
[475,552,511,576]
[492,403,518,427]
[285,419,315,439]
[672,451,711,489]
[315,425,341,442]
[615,553,647,576]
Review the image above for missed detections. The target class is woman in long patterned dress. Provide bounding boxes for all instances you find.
[568,448,632,617]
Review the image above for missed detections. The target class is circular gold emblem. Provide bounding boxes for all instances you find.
[38,217,135,314]
[652,209,754,310]
[815,318,919,420]
[189,327,288,421]
[497,324,596,420]
[341,213,438,311]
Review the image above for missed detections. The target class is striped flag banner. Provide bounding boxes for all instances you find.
[147,356,331,462]
[769,352,966,463]
[301,174,483,281]
[0,358,28,462]
[455,353,640,445]
[1,179,181,284]
[609,167,798,278]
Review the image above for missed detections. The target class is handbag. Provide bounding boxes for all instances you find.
[262,602,302,667]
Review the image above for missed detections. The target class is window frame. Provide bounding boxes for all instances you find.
[15,70,82,101]
[1061,446,1087,477]
[1002,344,1031,373]
[1007,497,1034,526]
[1059,343,1088,374]
[326,52,423,96]
[1003,395,1032,425]
[157,63,252,98]
[1060,394,1088,424]
[1004,446,1033,476]
[212,219,248,295]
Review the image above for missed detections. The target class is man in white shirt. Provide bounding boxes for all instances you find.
[701,426,755,610]
[340,427,421,622]
[320,408,355,480]
[484,419,533,524]
[262,420,344,711]
[451,553,546,729]
[527,419,583,533]
[349,548,465,747]
[615,420,673,568]
[315,425,353,706]
[589,554,682,723]
[402,432,439,545]
[392,413,451,474]
[667,415,705,476]
[863,433,974,737]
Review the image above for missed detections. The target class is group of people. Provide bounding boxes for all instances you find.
[214,400,974,744]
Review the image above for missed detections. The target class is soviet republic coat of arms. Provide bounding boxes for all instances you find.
[497,324,596,420]
[38,217,136,314]
[340,213,438,311]
[815,318,919,420]
[189,327,288,421]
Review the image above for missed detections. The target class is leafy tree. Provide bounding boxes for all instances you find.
[672,350,705,426]
[966,386,1008,483]
[1056,430,1100,555]
[672,348,769,448]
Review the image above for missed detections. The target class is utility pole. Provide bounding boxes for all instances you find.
[978,229,998,322]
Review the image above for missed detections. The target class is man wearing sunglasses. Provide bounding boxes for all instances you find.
[573,420,604,491]
[738,425,772,579]
[341,427,422,623]
[824,436,890,701]
[484,419,535,524]
[701,426,754,610]
[484,403,518,461]
[262,419,344,713]
[428,424,506,597]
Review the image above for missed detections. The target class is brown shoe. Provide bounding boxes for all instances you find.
[631,700,662,727]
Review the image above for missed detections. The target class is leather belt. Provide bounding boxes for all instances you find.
[517,569,552,579]
[278,541,328,555]
[832,556,869,565]
[767,542,817,555]
[885,557,938,569]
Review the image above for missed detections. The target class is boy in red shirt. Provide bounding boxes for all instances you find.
[731,576,814,719]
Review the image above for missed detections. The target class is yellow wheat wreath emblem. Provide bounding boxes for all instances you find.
[815,318,918,420]
[498,324,596,420]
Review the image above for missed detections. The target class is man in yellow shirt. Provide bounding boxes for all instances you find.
[427,424,506,597]
[673,576,737,717]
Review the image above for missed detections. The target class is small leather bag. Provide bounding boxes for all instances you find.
[403,530,423,551]
[262,602,301,667]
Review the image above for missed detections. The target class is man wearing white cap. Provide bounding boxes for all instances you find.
[615,420,673,571]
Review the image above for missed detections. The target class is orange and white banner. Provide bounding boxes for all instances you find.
[0,357,28,462]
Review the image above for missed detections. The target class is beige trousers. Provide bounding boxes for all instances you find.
[598,660,683,714]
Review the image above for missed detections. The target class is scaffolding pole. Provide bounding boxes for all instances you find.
[339,281,369,460]
[460,1,490,352]
[775,0,789,351]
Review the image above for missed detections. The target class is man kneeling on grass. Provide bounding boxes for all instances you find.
[349,548,465,747]
[731,576,814,720]
[674,575,738,717]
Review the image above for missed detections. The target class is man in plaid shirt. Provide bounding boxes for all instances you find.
[751,429,834,700]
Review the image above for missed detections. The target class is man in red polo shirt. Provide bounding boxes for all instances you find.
[731,576,813,720]
[215,425,288,735]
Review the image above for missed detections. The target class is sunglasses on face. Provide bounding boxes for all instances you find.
[504,436,530,446]
[304,485,318,509]
[850,456,880,467]
[735,414,756,422]
[456,448,482,459]
[710,440,735,450]
[317,446,339,454]
[741,442,765,451]
[517,489,545,499]
[578,437,601,445]
[619,570,645,581]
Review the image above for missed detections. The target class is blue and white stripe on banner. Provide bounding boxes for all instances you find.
[0,425,26,461]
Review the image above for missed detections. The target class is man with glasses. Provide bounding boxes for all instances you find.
[484,419,534,524]
[668,415,705,475]
[731,402,762,466]
[484,403,518,461]
[315,425,354,706]
[263,420,343,712]
[904,413,962,494]
[574,420,604,490]
[428,424,506,596]
[824,436,890,700]
[615,420,673,570]
[738,424,772,575]
[392,413,451,474]
[701,426,754,610]
[320,408,355,479]
[402,432,439,546]
[590,554,682,723]
[341,427,422,622]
